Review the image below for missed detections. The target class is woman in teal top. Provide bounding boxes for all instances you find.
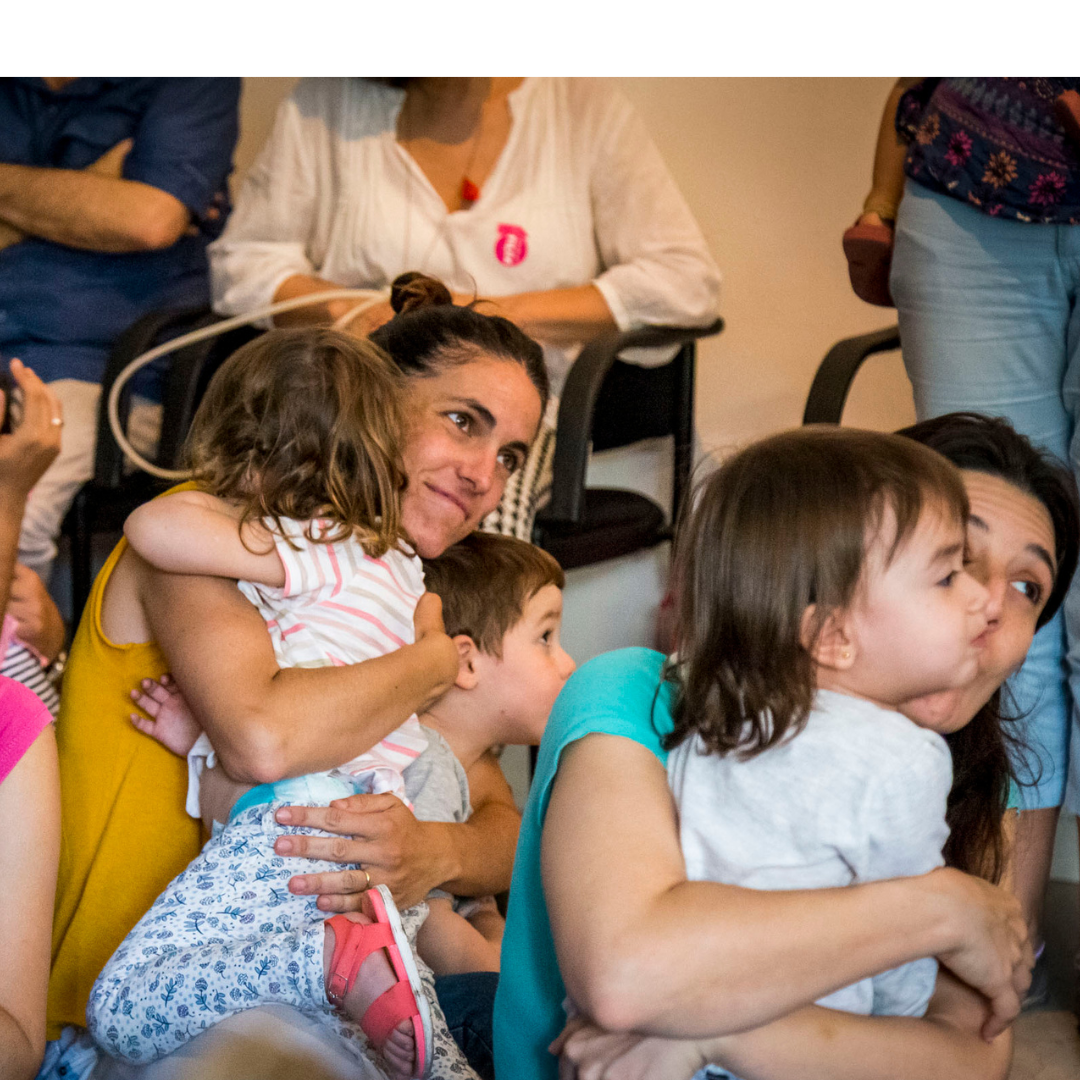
[496,413,1078,1080]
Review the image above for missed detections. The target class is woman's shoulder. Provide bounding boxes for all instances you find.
[549,647,673,739]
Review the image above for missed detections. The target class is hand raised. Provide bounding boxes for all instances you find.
[0,360,61,496]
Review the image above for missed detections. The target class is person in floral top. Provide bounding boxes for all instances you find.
[846,77,1080,1010]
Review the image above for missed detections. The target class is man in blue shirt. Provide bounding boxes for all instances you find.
[0,77,240,639]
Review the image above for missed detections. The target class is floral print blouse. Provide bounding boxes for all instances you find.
[898,78,1080,224]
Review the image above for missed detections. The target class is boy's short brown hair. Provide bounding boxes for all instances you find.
[422,534,565,657]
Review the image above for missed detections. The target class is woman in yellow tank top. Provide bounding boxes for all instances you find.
[47,290,545,1052]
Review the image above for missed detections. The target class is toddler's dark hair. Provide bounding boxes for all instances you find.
[185,328,405,556]
[664,426,968,759]
[422,533,564,657]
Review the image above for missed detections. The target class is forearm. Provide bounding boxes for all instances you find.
[144,571,455,784]
[862,78,921,221]
[434,798,518,897]
[0,163,186,252]
[707,1004,1011,1080]
[484,284,616,347]
[0,1010,38,1080]
[272,273,357,327]
[545,736,1001,1037]
[208,640,454,783]
[581,876,970,1037]
[125,494,281,583]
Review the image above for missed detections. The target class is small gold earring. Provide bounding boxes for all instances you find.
[841,648,851,661]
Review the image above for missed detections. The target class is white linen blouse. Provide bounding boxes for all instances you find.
[209,77,721,390]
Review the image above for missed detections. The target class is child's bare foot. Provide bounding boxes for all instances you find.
[323,909,419,1080]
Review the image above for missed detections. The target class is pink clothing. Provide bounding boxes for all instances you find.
[0,673,52,785]
[190,519,428,813]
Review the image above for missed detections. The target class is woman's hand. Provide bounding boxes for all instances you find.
[552,1017,707,1080]
[275,794,449,910]
[5,563,65,662]
[0,360,61,500]
[925,867,1031,1040]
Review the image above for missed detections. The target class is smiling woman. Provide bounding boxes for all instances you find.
[46,275,547,1079]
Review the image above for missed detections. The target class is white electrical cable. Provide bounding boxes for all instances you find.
[107,289,387,479]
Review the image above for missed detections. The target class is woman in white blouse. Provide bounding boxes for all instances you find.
[210,77,721,534]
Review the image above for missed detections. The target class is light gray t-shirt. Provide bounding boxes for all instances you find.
[405,725,471,825]
[667,688,951,1026]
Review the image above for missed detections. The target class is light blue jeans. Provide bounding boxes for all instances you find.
[892,180,1080,811]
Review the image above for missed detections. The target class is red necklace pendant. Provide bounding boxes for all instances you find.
[461,176,481,206]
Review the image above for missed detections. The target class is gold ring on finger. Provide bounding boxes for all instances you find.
[361,866,371,890]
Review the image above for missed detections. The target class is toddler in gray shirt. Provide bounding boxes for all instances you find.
[662,428,995,1078]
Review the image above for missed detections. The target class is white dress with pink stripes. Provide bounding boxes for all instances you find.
[185,518,428,816]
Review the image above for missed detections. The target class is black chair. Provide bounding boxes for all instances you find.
[802,325,901,425]
[533,319,723,569]
[61,305,257,619]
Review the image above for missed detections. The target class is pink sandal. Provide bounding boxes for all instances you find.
[326,885,432,1078]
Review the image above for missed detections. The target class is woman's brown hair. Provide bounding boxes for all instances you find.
[664,426,968,760]
[185,328,406,557]
[901,412,1080,883]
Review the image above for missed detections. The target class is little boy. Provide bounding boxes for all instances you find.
[97,533,574,1070]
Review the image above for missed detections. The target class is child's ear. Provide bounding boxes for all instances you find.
[453,635,482,690]
[800,605,856,671]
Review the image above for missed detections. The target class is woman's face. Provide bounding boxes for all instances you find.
[902,470,1056,730]
[400,352,542,557]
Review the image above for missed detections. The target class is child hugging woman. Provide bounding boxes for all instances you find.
[664,427,1004,1077]
[85,328,481,1080]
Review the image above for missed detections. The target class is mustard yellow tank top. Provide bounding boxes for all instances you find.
[47,536,202,1037]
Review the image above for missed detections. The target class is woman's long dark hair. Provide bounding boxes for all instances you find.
[901,413,1080,881]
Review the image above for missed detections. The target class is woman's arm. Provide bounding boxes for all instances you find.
[556,973,1011,1080]
[0,361,62,617]
[125,491,284,586]
[0,725,60,1080]
[704,971,1010,1080]
[139,569,458,784]
[543,733,1029,1040]
[476,286,616,349]
[858,78,922,225]
[273,748,520,910]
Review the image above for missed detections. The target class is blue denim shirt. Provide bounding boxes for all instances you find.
[0,78,240,385]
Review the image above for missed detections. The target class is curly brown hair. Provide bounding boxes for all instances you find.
[185,328,406,557]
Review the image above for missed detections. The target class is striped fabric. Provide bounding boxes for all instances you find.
[0,613,59,717]
[237,519,429,803]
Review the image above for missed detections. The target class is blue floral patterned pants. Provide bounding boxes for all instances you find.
[87,801,476,1078]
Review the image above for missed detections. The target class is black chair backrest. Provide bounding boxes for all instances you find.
[95,307,261,487]
[545,320,722,525]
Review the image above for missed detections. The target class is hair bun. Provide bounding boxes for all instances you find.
[390,272,453,315]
